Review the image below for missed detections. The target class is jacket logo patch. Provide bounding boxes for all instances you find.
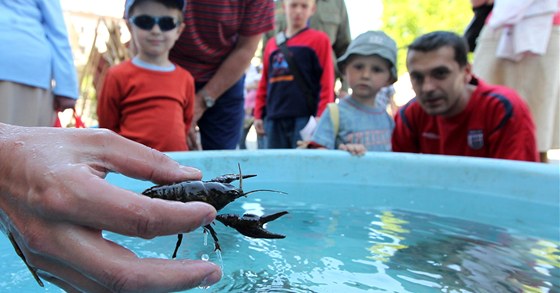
[467,129,484,150]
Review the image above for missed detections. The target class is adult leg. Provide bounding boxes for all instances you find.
[0,81,55,127]
[473,26,560,161]
[197,78,245,150]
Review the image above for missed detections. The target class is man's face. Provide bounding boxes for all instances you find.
[406,46,472,117]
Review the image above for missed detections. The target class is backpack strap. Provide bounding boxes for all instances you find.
[327,103,339,137]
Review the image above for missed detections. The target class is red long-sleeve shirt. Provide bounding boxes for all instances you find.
[97,60,195,152]
[392,77,539,162]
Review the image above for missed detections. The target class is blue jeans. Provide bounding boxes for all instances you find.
[196,77,245,150]
[264,116,310,149]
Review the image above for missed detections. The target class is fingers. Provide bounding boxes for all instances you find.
[39,170,216,238]
[57,228,221,293]
[15,226,222,293]
[187,127,202,151]
[254,119,265,135]
[86,129,202,184]
[338,144,366,156]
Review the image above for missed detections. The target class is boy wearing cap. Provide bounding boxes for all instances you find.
[307,31,398,156]
[97,0,195,152]
[254,0,334,149]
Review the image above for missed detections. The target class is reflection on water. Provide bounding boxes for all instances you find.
[379,210,559,292]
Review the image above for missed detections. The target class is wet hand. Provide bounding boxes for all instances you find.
[0,124,221,292]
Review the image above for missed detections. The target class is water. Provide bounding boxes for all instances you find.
[0,182,557,292]
[110,183,559,293]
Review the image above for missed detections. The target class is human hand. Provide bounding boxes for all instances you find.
[193,91,207,124]
[53,95,77,111]
[0,124,221,292]
[254,119,265,135]
[338,143,367,156]
[337,90,348,100]
[187,124,202,151]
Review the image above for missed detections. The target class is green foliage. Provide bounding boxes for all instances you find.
[380,0,474,76]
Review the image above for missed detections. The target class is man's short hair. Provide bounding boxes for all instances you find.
[407,31,469,67]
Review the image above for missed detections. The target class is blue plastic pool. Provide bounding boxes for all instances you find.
[1,150,558,292]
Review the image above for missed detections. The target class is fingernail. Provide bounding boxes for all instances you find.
[199,271,221,287]
[202,210,216,226]
[179,166,201,177]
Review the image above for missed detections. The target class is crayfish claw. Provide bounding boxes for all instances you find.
[216,211,288,239]
[261,211,289,224]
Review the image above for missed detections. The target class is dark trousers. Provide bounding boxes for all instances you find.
[264,116,310,149]
[196,77,245,150]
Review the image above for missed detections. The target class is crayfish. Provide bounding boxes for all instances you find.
[141,165,288,258]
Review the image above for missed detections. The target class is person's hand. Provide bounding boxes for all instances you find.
[193,91,207,124]
[187,124,202,151]
[338,143,367,156]
[53,95,77,111]
[336,90,348,100]
[0,124,221,292]
[254,119,265,135]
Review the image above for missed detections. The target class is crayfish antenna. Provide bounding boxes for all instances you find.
[243,189,288,196]
[238,162,243,191]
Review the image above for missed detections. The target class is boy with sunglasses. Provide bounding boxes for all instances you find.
[97,0,195,152]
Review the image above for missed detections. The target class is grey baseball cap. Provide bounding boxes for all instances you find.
[338,31,398,81]
[125,0,187,18]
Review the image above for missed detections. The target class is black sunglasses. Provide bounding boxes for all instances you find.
[129,15,180,32]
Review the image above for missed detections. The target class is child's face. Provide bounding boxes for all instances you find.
[344,55,393,100]
[283,0,316,30]
[128,1,184,62]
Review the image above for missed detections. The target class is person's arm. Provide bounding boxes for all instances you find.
[0,124,221,292]
[38,0,79,109]
[309,106,336,149]
[253,41,272,136]
[183,76,196,148]
[391,106,420,153]
[333,0,351,60]
[486,93,539,162]
[316,36,335,117]
[96,70,122,132]
[193,34,263,122]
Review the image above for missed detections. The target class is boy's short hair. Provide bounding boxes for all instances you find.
[337,31,398,82]
[407,31,469,68]
[125,0,187,18]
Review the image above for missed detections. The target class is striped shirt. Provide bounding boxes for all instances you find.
[169,0,274,82]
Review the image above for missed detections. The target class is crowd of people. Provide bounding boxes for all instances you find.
[0,0,557,291]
